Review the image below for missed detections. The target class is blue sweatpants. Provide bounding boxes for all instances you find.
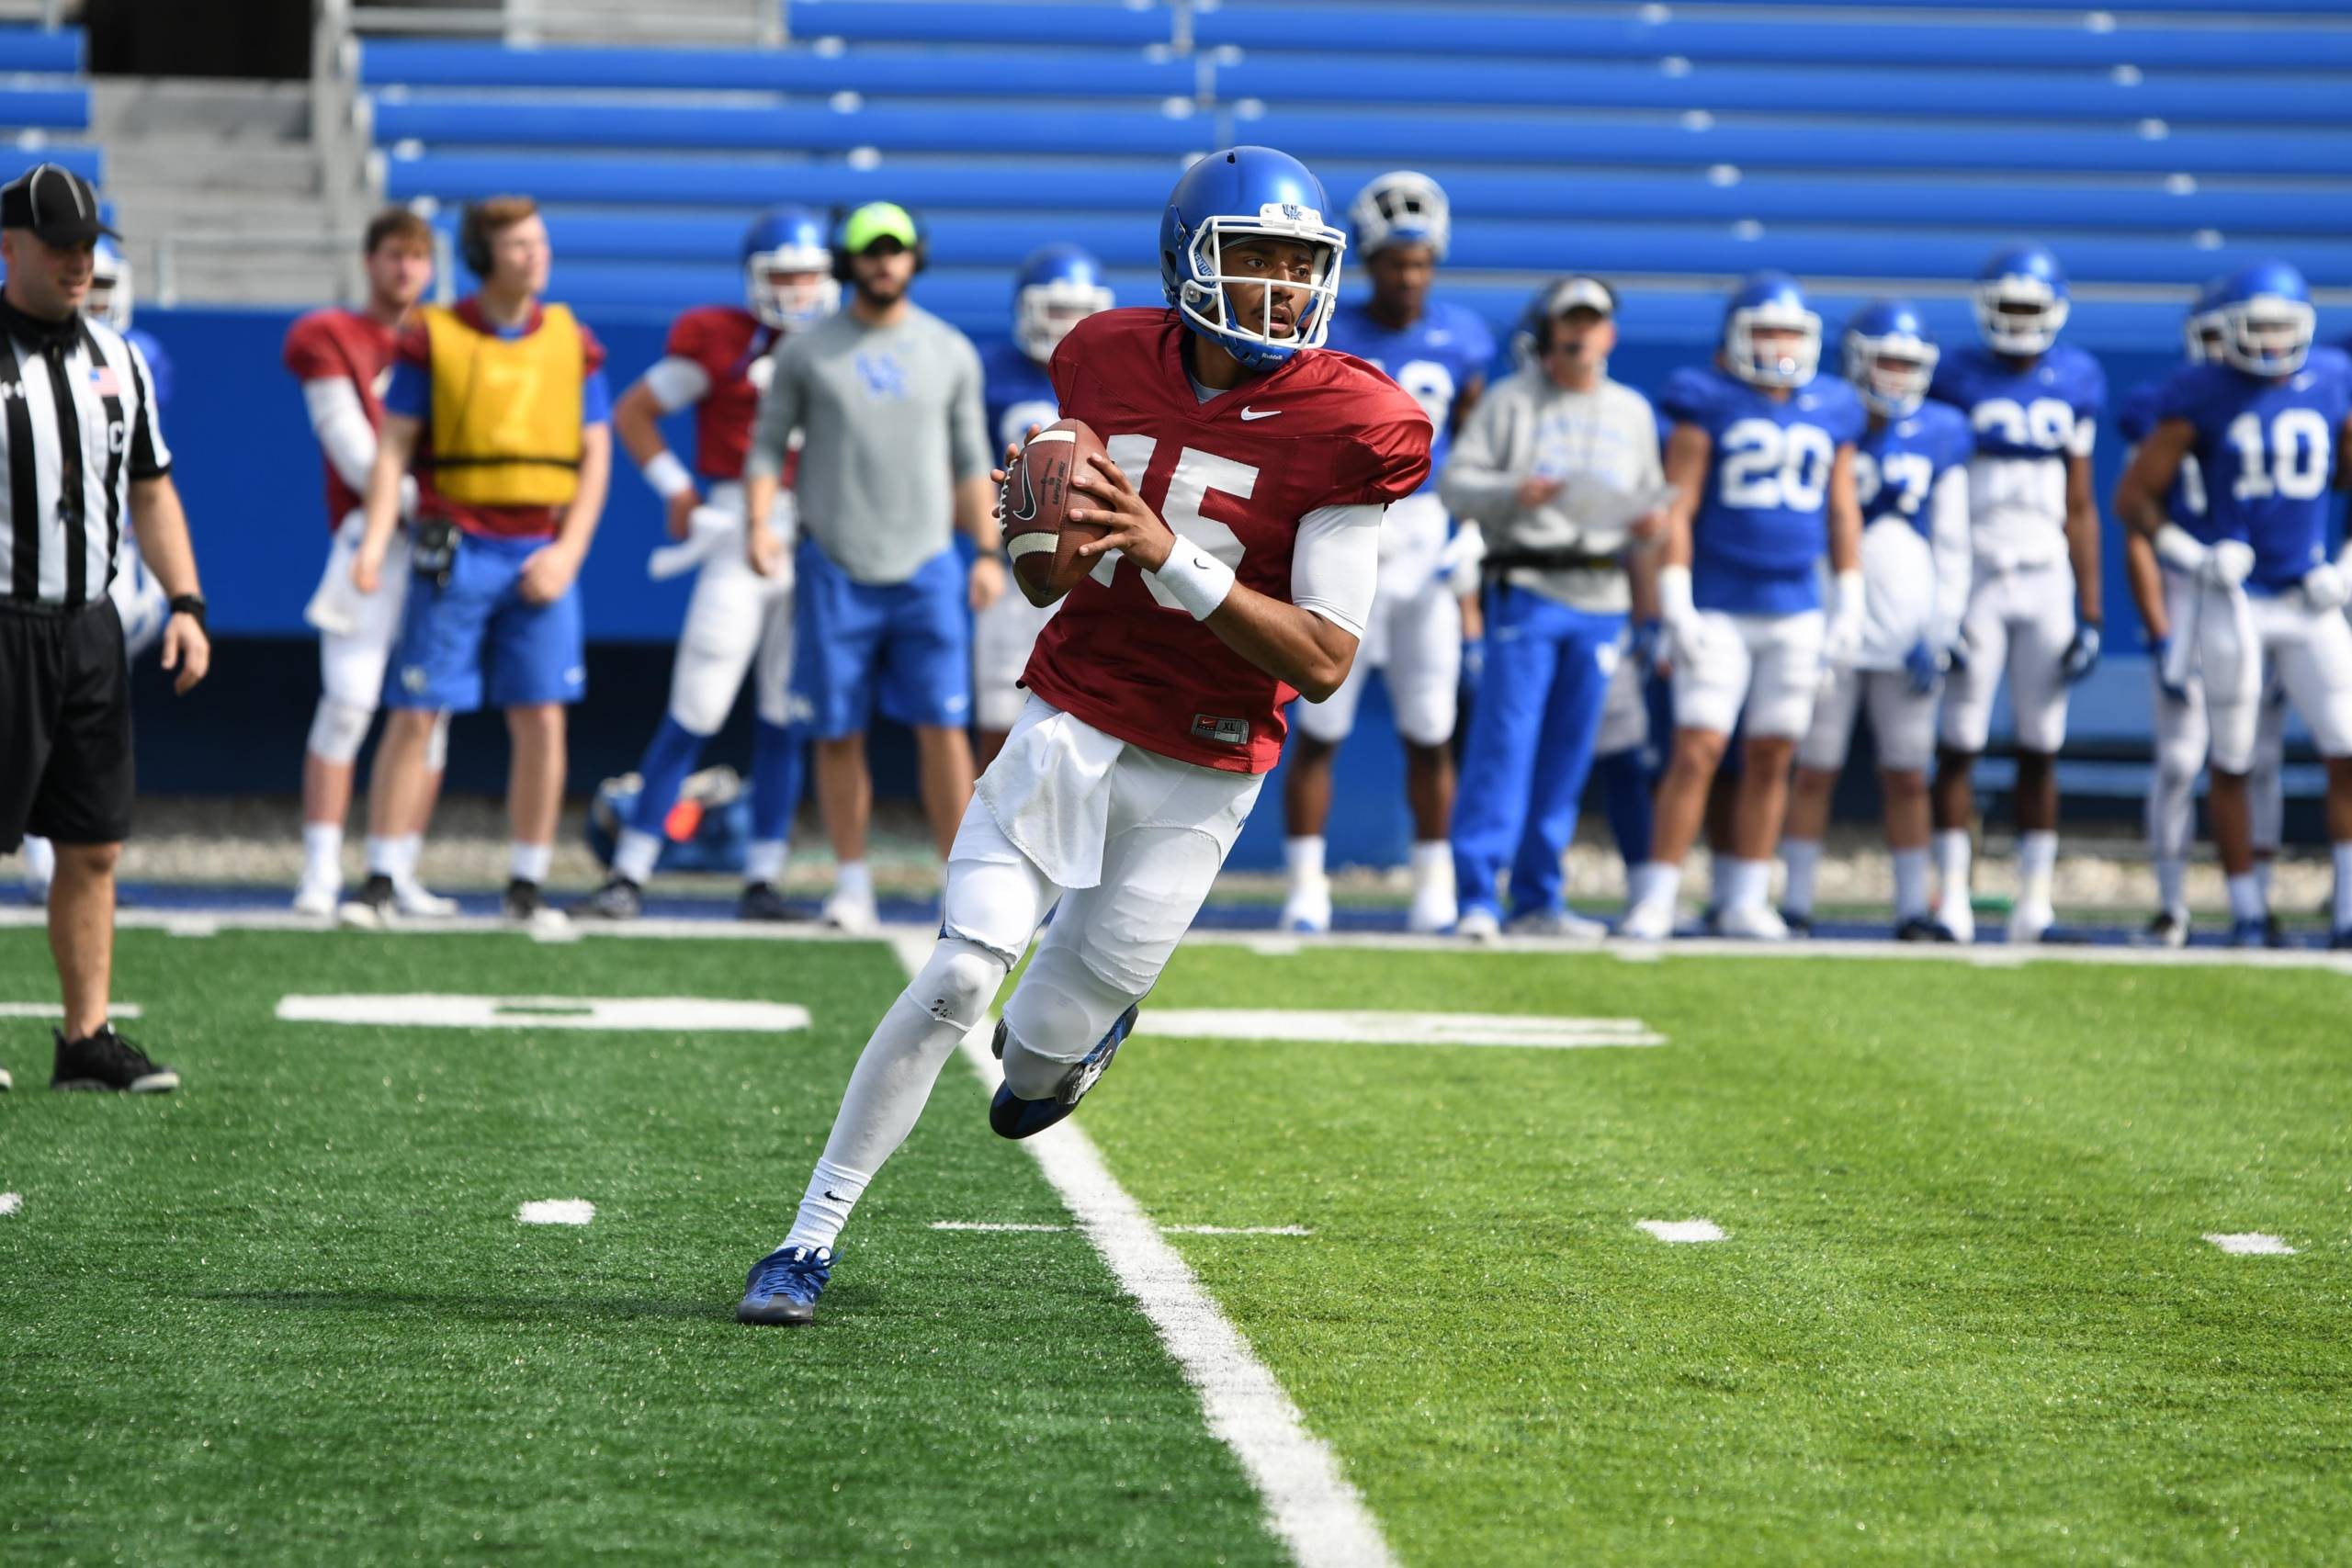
[1452,586,1625,921]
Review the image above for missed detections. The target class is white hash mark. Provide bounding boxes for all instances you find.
[1639,1219,1726,1244]
[2203,1232,2296,1256]
[517,1200,595,1226]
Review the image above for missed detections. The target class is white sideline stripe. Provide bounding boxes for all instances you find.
[273,994,810,1032]
[886,931,1398,1568]
[0,1002,141,1019]
[28,903,2352,974]
[1639,1218,1726,1244]
[2204,1231,2297,1256]
[0,1192,21,1217]
[929,1220,1315,1237]
[1148,1007,1663,1049]
[517,1199,594,1226]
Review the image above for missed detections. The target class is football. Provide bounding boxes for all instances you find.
[1001,417,1109,606]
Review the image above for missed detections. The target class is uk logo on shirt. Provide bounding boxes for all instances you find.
[854,352,908,400]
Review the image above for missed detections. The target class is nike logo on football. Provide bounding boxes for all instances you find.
[1238,407,1282,421]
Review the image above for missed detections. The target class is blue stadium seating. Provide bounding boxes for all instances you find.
[0,144,98,184]
[361,40,1196,100]
[0,85,89,131]
[0,25,80,73]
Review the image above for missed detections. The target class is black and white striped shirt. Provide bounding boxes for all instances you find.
[0,301,171,609]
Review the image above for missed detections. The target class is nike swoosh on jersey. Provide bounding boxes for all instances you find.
[1238,407,1282,421]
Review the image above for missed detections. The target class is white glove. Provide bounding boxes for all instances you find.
[1435,522,1487,597]
[1822,569,1866,666]
[2204,539,2256,590]
[2303,560,2351,613]
[1657,563,1712,671]
[648,505,743,581]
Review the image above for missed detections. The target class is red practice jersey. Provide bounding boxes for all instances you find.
[664,304,788,484]
[282,307,399,531]
[1022,309,1431,773]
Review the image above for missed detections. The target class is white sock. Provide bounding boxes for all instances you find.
[2227,871,2267,923]
[1934,829,1972,909]
[1780,840,1823,918]
[2335,843,2352,931]
[2154,856,2188,919]
[1631,860,1681,910]
[510,840,552,886]
[1408,839,1449,897]
[1286,835,1327,889]
[613,827,662,886]
[834,860,873,903]
[783,1156,871,1256]
[1719,857,1771,913]
[1892,847,1929,921]
[744,838,787,886]
[365,834,401,879]
[21,833,54,889]
[2018,830,2057,903]
[301,822,343,886]
[2255,857,2275,906]
[390,832,424,886]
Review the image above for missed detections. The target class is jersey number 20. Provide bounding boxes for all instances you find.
[1719,419,1835,511]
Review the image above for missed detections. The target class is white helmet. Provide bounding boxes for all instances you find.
[1347,170,1449,263]
[88,236,132,331]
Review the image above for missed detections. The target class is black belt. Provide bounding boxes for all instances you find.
[1485,547,1623,575]
[0,594,110,621]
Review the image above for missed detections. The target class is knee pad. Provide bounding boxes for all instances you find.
[905,938,1006,1034]
[306,696,376,764]
[999,942,1140,1099]
[424,711,451,773]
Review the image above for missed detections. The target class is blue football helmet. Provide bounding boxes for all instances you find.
[1347,170,1449,263]
[1722,271,1820,389]
[1842,299,1939,419]
[2214,259,2314,378]
[1159,146,1346,372]
[1012,243,1114,363]
[741,206,836,331]
[87,236,131,331]
[1973,244,2070,356]
[2185,274,2230,364]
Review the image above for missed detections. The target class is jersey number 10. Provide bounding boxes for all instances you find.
[2225,409,2331,502]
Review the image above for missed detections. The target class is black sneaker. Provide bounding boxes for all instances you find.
[503,878,571,933]
[737,881,800,922]
[575,874,643,920]
[1780,908,1814,938]
[51,1025,179,1092]
[1894,915,1942,942]
[336,873,397,931]
[2143,909,2189,949]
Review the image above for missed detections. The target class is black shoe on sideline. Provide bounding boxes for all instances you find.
[576,875,643,920]
[51,1025,179,1093]
[336,873,397,931]
[737,881,799,922]
[504,878,571,932]
[1894,916,1942,942]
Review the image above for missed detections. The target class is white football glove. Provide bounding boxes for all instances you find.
[1822,569,1866,667]
[1435,522,1487,598]
[648,505,743,582]
[2203,539,2256,590]
[1657,562,1712,671]
[2303,560,2351,613]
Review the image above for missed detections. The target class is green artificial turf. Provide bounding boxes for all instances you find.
[1091,944,2352,1568]
[0,930,1282,1567]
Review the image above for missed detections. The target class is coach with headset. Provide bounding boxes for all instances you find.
[743,200,995,934]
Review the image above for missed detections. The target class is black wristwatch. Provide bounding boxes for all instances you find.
[168,592,207,631]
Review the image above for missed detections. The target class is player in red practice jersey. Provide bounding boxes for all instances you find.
[737,147,1431,1325]
[281,210,445,919]
[577,208,835,922]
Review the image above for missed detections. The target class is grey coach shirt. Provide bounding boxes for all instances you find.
[0,303,170,607]
[747,303,989,586]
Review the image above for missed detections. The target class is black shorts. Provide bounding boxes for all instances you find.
[0,596,135,853]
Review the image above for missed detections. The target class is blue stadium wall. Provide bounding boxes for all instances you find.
[130,303,2252,870]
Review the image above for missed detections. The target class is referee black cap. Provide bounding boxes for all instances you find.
[0,163,118,248]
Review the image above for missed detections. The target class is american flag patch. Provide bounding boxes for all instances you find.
[87,364,120,398]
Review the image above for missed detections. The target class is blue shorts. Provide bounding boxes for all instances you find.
[789,538,971,739]
[387,530,587,713]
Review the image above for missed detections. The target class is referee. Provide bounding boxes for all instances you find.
[0,163,209,1094]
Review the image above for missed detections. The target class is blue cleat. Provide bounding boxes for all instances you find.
[736,1244,832,1325]
[989,1004,1138,1141]
[2228,917,2283,950]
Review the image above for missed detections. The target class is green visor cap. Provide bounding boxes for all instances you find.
[842,202,919,253]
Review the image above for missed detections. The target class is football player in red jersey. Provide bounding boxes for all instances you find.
[281,209,445,919]
[576,208,836,922]
[738,147,1432,1325]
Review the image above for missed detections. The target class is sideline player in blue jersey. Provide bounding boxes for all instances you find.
[1282,171,1495,934]
[2117,279,2286,947]
[1781,301,1973,940]
[1621,273,1865,941]
[971,243,1112,768]
[1926,244,2106,943]
[2118,260,2352,948]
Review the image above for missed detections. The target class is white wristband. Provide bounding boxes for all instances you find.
[642,449,695,501]
[1149,542,1238,621]
[1658,563,1695,625]
[2154,523,2209,574]
[1833,569,1865,620]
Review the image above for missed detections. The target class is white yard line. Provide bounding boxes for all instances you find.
[516,1199,595,1226]
[929,1220,1315,1237]
[2203,1231,2297,1256]
[275,995,810,1032]
[1638,1218,1727,1244]
[0,1002,141,1019]
[885,929,1398,1568]
[1147,1008,1662,1049]
[0,1192,21,1217]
